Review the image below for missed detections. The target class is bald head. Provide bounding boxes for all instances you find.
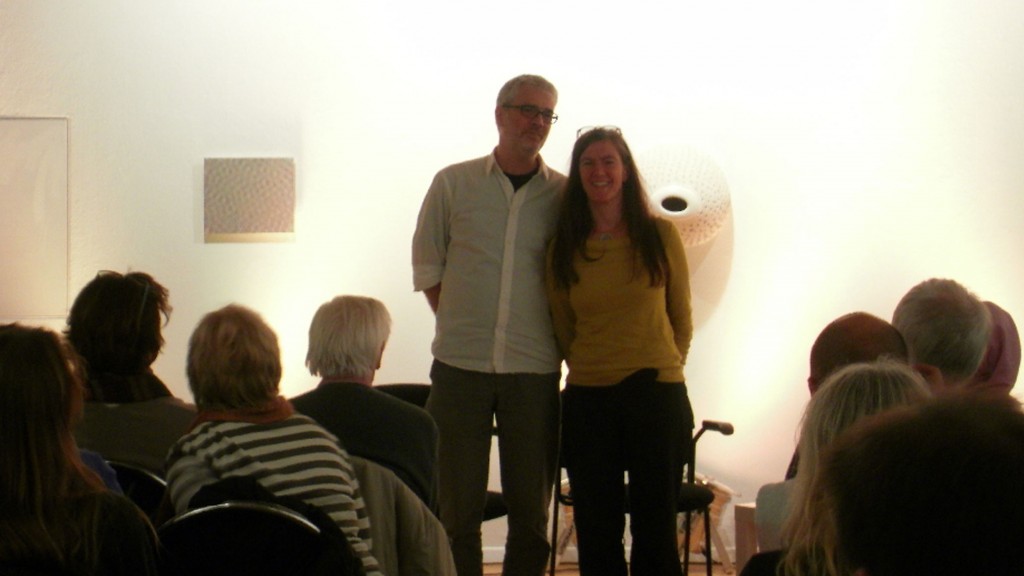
[808,312,908,395]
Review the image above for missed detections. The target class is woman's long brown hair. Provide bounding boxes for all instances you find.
[0,324,108,570]
[549,127,668,291]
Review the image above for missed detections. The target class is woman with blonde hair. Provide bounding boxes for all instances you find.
[743,359,931,576]
[0,324,158,575]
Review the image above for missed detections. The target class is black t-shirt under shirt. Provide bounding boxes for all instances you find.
[506,167,539,192]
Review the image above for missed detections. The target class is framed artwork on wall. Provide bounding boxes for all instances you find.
[204,157,295,243]
[0,117,68,318]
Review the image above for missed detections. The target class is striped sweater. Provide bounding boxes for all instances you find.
[165,414,383,576]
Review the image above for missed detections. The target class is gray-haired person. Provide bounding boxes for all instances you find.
[412,74,565,576]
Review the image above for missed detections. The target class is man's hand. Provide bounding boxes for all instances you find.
[424,284,441,314]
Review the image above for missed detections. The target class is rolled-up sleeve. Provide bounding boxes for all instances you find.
[411,154,565,373]
[412,171,450,292]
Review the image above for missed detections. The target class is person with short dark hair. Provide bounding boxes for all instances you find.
[806,312,908,396]
[165,305,383,576]
[780,312,908,480]
[822,395,1024,576]
[67,270,195,473]
[0,324,159,575]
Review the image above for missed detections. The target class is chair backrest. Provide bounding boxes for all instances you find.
[549,418,735,576]
[0,565,75,576]
[376,382,508,521]
[374,382,432,408]
[554,419,732,517]
[158,501,324,576]
[107,461,167,523]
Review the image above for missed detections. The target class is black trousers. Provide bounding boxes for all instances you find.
[562,369,695,576]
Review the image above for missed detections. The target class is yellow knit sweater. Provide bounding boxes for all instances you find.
[546,218,692,386]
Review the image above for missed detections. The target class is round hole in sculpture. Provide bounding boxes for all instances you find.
[661,195,688,214]
[638,145,731,247]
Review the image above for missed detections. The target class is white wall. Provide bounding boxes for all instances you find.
[4,0,1024,557]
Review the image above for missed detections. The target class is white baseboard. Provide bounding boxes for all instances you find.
[482,546,724,567]
[482,546,580,565]
[482,546,506,564]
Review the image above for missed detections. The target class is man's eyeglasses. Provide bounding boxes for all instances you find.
[503,104,558,125]
[576,125,622,139]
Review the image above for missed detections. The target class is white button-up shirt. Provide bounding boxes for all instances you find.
[412,153,565,374]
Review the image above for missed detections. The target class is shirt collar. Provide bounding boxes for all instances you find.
[486,150,552,181]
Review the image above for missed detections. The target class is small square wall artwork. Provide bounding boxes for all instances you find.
[204,157,295,243]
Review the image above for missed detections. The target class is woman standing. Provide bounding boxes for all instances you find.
[547,126,694,576]
[0,324,159,575]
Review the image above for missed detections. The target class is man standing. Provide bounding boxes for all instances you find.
[412,74,564,576]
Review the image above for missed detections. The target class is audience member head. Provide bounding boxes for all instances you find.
[0,323,93,493]
[970,301,1021,396]
[306,295,392,383]
[0,323,107,565]
[822,396,1024,576]
[187,304,281,411]
[782,359,931,576]
[795,359,930,485]
[66,270,171,376]
[891,278,991,392]
[807,312,908,395]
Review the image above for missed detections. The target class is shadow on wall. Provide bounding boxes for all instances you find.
[686,212,734,330]
[637,143,734,330]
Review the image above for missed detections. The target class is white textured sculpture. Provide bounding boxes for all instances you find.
[637,145,731,247]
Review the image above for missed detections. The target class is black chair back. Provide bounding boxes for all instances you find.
[375,382,432,407]
[550,419,734,576]
[0,565,75,576]
[108,461,166,523]
[158,501,327,576]
[377,382,508,521]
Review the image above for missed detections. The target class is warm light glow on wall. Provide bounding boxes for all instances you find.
[4,0,1023,558]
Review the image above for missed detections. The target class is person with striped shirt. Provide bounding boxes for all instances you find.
[165,304,382,576]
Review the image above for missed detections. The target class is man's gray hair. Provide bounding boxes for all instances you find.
[496,74,558,107]
[892,278,992,384]
[306,295,391,380]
